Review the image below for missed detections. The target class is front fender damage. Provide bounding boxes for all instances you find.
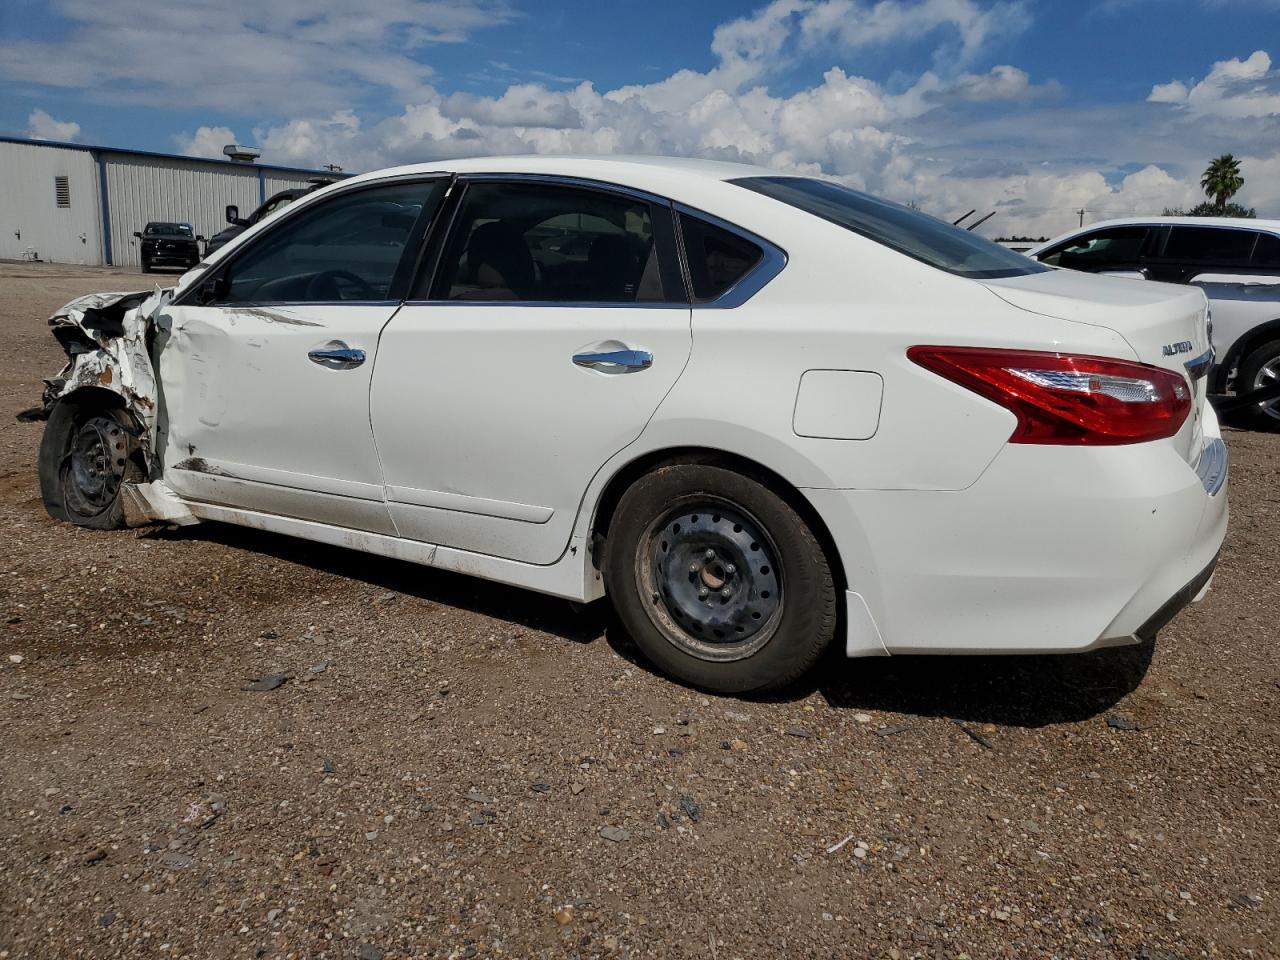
[20,287,197,526]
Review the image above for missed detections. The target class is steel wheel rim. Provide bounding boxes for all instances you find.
[1253,357,1280,421]
[62,415,127,515]
[636,497,783,662]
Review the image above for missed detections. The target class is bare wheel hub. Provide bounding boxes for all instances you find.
[643,502,783,661]
[63,415,128,514]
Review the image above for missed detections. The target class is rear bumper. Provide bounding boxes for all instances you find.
[808,419,1228,656]
[1134,551,1219,642]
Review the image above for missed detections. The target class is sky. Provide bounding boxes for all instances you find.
[1,0,1278,238]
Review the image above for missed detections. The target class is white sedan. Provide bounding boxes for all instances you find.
[31,157,1228,694]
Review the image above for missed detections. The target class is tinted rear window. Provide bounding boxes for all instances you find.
[734,176,1047,280]
[1250,232,1280,268]
[1163,226,1258,263]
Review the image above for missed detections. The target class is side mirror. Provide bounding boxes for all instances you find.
[196,235,206,242]
[132,231,142,239]
[195,274,229,305]
[225,204,247,226]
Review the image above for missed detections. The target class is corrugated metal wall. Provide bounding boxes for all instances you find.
[103,156,267,268]
[0,141,101,264]
[2,140,341,268]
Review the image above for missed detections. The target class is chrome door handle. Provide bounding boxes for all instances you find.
[308,344,366,369]
[572,349,653,371]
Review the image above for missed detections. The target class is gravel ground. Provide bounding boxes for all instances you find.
[0,262,1276,960]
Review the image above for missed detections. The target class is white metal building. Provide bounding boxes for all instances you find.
[0,136,346,268]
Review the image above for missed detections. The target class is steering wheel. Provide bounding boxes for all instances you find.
[305,269,376,301]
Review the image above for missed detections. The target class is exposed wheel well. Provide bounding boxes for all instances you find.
[59,386,129,413]
[590,447,848,594]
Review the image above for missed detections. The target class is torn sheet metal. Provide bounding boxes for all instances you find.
[24,285,199,526]
[37,287,172,461]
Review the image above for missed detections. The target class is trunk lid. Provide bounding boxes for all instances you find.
[982,269,1211,464]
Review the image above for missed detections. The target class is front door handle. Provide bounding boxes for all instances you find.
[308,343,366,369]
[572,349,653,371]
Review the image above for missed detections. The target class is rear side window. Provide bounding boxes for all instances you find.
[734,176,1046,280]
[1163,226,1257,264]
[1039,226,1151,269]
[221,180,441,303]
[434,181,667,303]
[1253,233,1280,268]
[679,214,763,301]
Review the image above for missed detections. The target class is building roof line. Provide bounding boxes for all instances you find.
[0,134,352,179]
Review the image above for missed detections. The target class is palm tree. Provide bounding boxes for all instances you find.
[1200,155,1244,213]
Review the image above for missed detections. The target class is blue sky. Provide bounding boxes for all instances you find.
[2,0,1278,236]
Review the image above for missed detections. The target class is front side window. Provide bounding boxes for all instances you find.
[1163,226,1258,264]
[434,181,666,303]
[1039,226,1151,269]
[679,214,763,301]
[734,176,1047,280]
[221,180,440,304]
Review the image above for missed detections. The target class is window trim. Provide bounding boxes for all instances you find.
[407,173,690,308]
[172,174,451,308]
[673,203,787,309]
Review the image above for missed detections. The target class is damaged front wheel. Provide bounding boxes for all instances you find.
[39,398,143,529]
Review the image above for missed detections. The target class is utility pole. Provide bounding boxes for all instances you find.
[1076,208,1086,228]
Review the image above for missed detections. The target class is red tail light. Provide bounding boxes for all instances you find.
[908,346,1192,445]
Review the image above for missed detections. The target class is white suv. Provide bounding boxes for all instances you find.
[1028,218,1280,425]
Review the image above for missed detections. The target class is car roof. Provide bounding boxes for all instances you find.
[1054,215,1280,234]
[340,155,788,193]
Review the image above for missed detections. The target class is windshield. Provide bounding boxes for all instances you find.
[733,176,1047,280]
[145,223,193,237]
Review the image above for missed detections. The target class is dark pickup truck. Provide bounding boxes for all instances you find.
[133,222,202,272]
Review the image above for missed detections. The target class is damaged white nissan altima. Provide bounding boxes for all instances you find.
[27,156,1228,693]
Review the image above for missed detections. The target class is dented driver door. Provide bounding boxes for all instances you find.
[156,178,448,534]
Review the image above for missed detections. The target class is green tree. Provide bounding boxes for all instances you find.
[1163,201,1256,218]
[1200,154,1244,213]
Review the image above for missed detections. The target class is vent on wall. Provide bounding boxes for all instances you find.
[54,175,70,208]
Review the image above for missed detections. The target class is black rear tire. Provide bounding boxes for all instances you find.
[38,399,143,530]
[1237,338,1280,430]
[603,462,836,694]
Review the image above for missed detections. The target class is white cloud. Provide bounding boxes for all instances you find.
[1149,50,1280,117]
[13,1,1275,234]
[229,27,1279,234]
[797,0,1030,69]
[1147,80,1189,103]
[175,125,239,159]
[26,108,80,141]
[0,0,516,113]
